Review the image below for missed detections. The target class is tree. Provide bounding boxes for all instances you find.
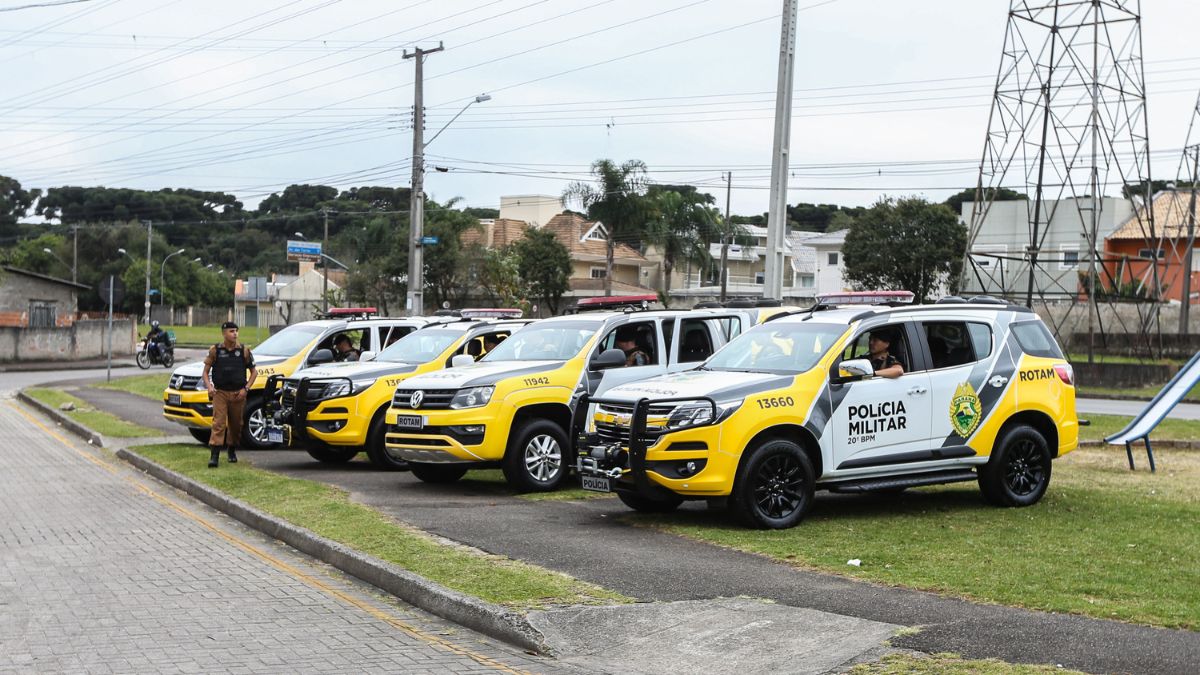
[646,186,720,304]
[422,199,482,310]
[471,245,527,310]
[1,175,39,239]
[563,159,651,296]
[843,197,967,303]
[7,233,66,275]
[943,186,1027,218]
[512,228,571,315]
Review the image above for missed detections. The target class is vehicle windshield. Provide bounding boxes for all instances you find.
[481,321,600,362]
[252,324,326,357]
[376,329,460,363]
[704,322,847,375]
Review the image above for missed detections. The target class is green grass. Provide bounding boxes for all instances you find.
[850,652,1085,675]
[1078,381,1200,403]
[641,447,1200,630]
[133,443,627,609]
[143,324,264,349]
[1078,413,1200,443]
[96,372,172,401]
[1067,352,1183,366]
[25,388,159,438]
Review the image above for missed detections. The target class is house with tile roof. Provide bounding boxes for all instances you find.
[665,225,825,304]
[1103,190,1200,302]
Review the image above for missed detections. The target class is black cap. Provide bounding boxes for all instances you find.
[869,328,895,343]
[221,321,239,330]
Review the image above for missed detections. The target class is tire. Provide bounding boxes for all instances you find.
[978,424,1052,507]
[240,398,276,449]
[729,439,816,529]
[306,447,359,463]
[188,428,211,445]
[617,490,684,513]
[135,351,150,369]
[502,419,570,492]
[409,462,469,484]
[365,413,408,471]
[161,351,175,368]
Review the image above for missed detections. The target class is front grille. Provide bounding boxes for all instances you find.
[170,374,202,390]
[280,380,326,409]
[594,402,671,446]
[392,388,457,410]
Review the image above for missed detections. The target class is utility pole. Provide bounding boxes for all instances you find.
[720,172,732,302]
[322,208,330,314]
[404,42,443,317]
[1181,145,1200,336]
[143,219,152,325]
[762,0,798,301]
[71,224,78,284]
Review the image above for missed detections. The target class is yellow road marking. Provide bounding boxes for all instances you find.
[9,402,531,674]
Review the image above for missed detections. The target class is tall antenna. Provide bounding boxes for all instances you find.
[964,0,1156,362]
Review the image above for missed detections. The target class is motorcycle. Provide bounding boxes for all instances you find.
[136,336,175,369]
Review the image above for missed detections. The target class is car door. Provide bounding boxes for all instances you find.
[667,313,747,369]
[591,318,667,398]
[829,321,933,472]
[922,319,996,449]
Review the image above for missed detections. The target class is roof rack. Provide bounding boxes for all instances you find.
[565,294,658,314]
[459,308,524,319]
[320,307,378,320]
[810,290,915,313]
[692,297,782,310]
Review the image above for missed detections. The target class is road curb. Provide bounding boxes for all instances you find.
[15,389,550,655]
[1078,439,1200,450]
[16,390,105,447]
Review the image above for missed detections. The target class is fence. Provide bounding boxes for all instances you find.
[0,317,136,362]
[145,306,232,327]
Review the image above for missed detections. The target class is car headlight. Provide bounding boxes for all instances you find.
[450,386,494,409]
[321,378,376,399]
[666,399,743,429]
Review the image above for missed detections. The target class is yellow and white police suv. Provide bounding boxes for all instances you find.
[263,311,529,469]
[384,296,764,491]
[162,309,433,448]
[574,292,1080,528]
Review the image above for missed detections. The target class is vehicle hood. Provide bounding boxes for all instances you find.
[170,354,287,378]
[294,361,418,381]
[600,369,795,403]
[400,360,563,389]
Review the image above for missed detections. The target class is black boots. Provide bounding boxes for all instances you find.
[208,447,220,468]
[227,446,238,464]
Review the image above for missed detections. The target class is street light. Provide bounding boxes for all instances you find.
[159,248,186,306]
[41,247,72,278]
[407,92,492,316]
[293,232,305,239]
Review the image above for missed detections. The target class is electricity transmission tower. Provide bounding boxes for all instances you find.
[965,0,1157,362]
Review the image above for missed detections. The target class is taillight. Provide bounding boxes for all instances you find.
[1053,363,1074,386]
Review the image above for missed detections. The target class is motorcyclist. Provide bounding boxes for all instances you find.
[146,321,168,361]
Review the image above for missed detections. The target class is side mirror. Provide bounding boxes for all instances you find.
[309,348,334,365]
[589,348,627,371]
[838,358,874,379]
[450,354,475,368]
[360,350,376,362]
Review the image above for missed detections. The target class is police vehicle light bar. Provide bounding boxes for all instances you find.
[460,308,524,319]
[325,307,378,318]
[576,294,657,308]
[817,291,914,306]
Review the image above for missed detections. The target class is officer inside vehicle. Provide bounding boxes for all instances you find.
[333,334,360,362]
[614,326,650,367]
[868,329,904,379]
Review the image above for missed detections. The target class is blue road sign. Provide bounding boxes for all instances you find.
[286,240,322,262]
[420,235,440,246]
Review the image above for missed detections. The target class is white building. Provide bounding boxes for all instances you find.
[498,194,565,229]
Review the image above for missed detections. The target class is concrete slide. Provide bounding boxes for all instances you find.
[1104,349,1200,471]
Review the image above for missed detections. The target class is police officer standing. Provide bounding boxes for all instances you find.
[202,321,257,468]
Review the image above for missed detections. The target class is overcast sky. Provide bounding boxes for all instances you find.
[3,0,1199,217]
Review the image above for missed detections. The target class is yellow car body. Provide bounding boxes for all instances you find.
[384,308,767,490]
[577,301,1079,528]
[162,317,431,447]
[270,319,530,469]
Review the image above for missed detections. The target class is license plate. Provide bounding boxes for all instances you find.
[581,475,611,493]
[167,393,181,406]
[394,415,424,430]
[267,426,284,444]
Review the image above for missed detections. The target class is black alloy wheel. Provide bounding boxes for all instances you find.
[979,424,1052,507]
[730,439,815,529]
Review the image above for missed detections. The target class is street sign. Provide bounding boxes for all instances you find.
[420,235,440,246]
[99,277,125,306]
[286,240,322,263]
